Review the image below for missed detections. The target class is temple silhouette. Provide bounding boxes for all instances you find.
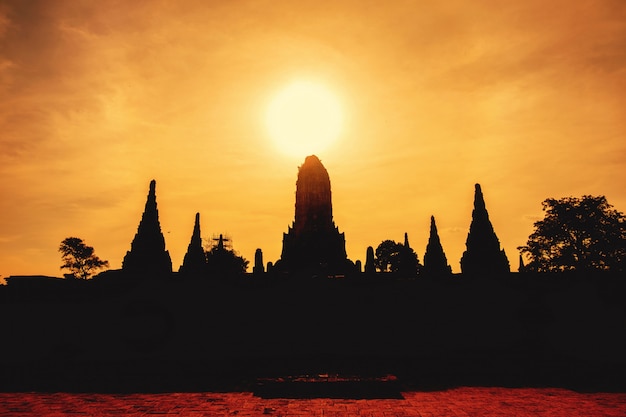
[423,216,452,276]
[275,155,355,275]
[460,184,510,275]
[122,180,172,276]
[83,156,511,279]
[3,154,626,393]
[179,213,208,277]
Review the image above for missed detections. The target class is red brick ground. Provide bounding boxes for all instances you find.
[1,388,626,416]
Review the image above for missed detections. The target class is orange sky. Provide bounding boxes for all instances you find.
[1,0,625,277]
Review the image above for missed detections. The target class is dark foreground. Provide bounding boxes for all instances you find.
[2,388,626,416]
[2,272,626,397]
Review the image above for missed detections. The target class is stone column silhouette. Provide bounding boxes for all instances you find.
[364,246,376,274]
[253,248,265,274]
[423,216,452,276]
[277,155,353,274]
[518,254,527,273]
[122,180,172,277]
[179,212,208,276]
[460,184,510,275]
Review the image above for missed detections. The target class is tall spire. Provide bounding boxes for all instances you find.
[403,232,410,248]
[518,254,526,273]
[423,216,452,276]
[122,180,172,277]
[460,184,510,275]
[293,155,333,237]
[277,155,353,274]
[179,212,207,276]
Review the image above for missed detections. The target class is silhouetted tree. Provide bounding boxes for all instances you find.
[375,240,399,272]
[59,237,109,279]
[206,234,249,277]
[374,239,420,275]
[518,195,626,272]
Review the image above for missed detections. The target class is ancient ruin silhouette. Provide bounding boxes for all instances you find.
[206,233,248,277]
[253,248,265,275]
[179,213,208,277]
[399,233,420,276]
[364,246,375,274]
[518,254,527,273]
[122,180,173,276]
[275,155,354,274]
[3,163,626,394]
[460,184,510,275]
[422,216,452,276]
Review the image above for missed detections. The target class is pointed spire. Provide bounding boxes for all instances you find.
[518,254,526,273]
[423,216,452,276]
[179,212,208,276]
[191,212,201,244]
[217,234,225,251]
[474,183,486,211]
[149,179,156,196]
[460,183,510,275]
[122,180,172,277]
[404,232,410,248]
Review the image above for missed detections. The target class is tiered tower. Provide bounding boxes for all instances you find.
[122,180,172,276]
[277,155,353,274]
[423,216,452,276]
[179,212,208,276]
[460,184,510,275]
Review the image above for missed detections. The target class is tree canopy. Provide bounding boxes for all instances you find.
[205,236,249,277]
[518,195,626,273]
[59,237,109,279]
[374,240,420,276]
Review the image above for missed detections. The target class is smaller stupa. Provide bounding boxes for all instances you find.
[460,184,510,275]
[122,180,172,277]
[423,216,452,276]
[179,212,208,276]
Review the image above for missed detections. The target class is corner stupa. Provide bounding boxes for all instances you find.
[179,212,208,276]
[122,180,173,277]
[423,216,452,276]
[460,184,510,275]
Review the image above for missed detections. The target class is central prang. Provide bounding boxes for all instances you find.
[276,155,354,275]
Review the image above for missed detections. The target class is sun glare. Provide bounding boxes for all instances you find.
[266,80,343,157]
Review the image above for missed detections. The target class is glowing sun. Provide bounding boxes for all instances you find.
[266,80,343,156]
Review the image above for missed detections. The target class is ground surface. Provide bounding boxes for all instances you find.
[2,388,626,416]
